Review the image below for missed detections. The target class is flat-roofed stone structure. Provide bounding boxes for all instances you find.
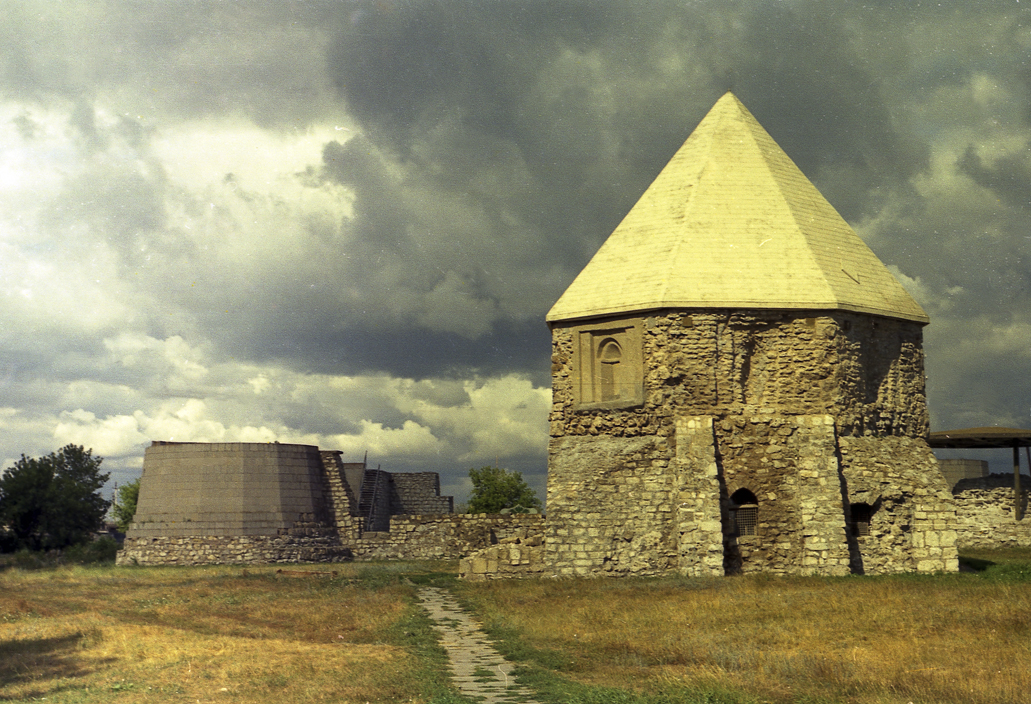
[120,442,351,564]
[538,92,958,578]
[118,441,489,566]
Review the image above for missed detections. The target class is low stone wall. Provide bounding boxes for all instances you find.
[460,533,547,581]
[354,514,545,560]
[117,535,352,566]
[953,474,1031,549]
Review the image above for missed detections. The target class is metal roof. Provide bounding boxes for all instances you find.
[547,92,929,324]
[928,427,1031,449]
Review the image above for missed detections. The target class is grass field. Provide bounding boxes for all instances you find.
[2,550,1030,704]
[0,561,466,704]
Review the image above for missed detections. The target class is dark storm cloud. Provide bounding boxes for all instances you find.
[0,2,342,128]
[4,0,1031,481]
[303,0,936,381]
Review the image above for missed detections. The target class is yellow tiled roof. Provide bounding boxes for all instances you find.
[547,92,928,324]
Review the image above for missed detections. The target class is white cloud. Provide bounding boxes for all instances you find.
[53,409,147,457]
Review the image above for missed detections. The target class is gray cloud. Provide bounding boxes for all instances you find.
[3,0,1031,487]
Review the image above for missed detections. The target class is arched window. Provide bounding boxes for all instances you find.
[850,502,874,537]
[571,322,643,409]
[730,488,758,537]
[597,338,622,401]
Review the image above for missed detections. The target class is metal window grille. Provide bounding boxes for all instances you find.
[735,505,758,536]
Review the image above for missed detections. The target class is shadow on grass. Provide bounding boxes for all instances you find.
[0,632,109,697]
[960,555,996,572]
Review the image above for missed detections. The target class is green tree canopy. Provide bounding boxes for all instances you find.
[466,465,542,514]
[0,445,110,551]
[111,477,141,533]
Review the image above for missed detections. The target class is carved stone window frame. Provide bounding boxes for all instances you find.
[571,319,644,411]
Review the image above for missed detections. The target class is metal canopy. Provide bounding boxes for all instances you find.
[928,427,1031,449]
[929,426,1030,521]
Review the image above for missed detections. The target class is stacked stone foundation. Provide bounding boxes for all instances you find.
[119,535,353,566]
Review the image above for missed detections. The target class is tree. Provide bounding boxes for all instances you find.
[466,465,542,514]
[111,478,141,533]
[0,445,110,551]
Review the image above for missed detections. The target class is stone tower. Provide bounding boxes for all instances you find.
[545,93,957,577]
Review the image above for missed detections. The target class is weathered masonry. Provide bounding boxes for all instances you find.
[539,92,958,578]
[118,442,538,566]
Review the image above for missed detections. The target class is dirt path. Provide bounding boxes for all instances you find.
[417,586,542,704]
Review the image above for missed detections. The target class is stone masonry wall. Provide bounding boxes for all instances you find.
[391,473,454,515]
[539,309,952,578]
[674,416,725,576]
[550,310,928,443]
[939,459,988,490]
[354,514,545,560]
[123,442,336,540]
[839,436,958,574]
[718,414,852,576]
[952,474,1031,549]
[546,434,677,576]
[118,535,352,566]
[320,451,362,542]
[459,530,546,581]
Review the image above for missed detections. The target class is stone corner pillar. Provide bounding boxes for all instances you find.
[675,415,725,577]
[792,415,851,576]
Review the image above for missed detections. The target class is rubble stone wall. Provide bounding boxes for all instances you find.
[549,310,929,444]
[952,474,1031,548]
[118,535,352,566]
[536,309,956,579]
[839,436,958,573]
[355,514,545,560]
[460,531,547,581]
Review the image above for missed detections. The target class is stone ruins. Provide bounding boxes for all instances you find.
[468,92,962,579]
[118,441,542,566]
[120,93,1028,575]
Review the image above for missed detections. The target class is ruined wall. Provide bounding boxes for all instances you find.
[320,451,362,541]
[543,309,953,578]
[391,473,454,515]
[839,436,958,573]
[952,474,1031,548]
[459,530,546,581]
[120,442,474,566]
[354,514,545,560]
[117,535,351,566]
[550,310,929,440]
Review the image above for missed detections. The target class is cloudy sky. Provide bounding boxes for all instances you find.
[1,0,1029,499]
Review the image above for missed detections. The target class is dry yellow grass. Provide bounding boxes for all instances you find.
[458,563,1031,704]
[0,562,455,703]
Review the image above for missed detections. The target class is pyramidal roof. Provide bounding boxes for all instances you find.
[547,92,928,324]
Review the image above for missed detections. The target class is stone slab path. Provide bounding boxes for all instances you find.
[417,586,542,704]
